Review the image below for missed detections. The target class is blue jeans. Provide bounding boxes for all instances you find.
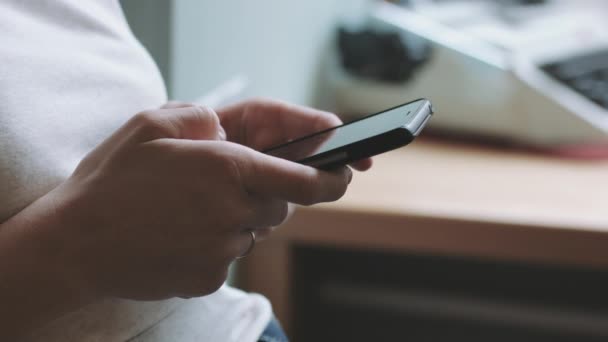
[258,317,289,342]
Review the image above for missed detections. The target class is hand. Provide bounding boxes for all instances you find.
[216,98,373,239]
[44,104,352,301]
[217,98,373,171]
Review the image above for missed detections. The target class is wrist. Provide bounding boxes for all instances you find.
[0,182,99,337]
[35,181,103,302]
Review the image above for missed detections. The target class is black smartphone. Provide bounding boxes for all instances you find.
[264,98,434,170]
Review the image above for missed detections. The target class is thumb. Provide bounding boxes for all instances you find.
[131,106,223,141]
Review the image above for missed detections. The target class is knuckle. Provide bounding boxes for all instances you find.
[203,146,241,180]
[221,152,245,185]
[249,97,287,113]
[132,110,160,127]
[248,96,273,108]
[131,110,171,139]
[192,104,214,118]
[219,145,252,188]
[198,106,221,130]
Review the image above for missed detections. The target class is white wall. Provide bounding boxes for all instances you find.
[170,0,371,105]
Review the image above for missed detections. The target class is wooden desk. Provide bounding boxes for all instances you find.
[238,139,608,332]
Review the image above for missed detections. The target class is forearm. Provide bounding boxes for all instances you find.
[0,187,95,339]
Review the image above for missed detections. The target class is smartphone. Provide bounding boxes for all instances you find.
[264,98,434,170]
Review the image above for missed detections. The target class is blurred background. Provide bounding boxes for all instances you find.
[122,1,608,341]
[122,0,370,105]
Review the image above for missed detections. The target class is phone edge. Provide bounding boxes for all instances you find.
[301,100,434,170]
[263,98,432,154]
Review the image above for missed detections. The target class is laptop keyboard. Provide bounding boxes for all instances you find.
[542,50,608,109]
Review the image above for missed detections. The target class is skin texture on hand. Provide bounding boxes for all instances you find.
[0,99,368,339]
[53,104,354,300]
[216,98,373,239]
[217,98,373,171]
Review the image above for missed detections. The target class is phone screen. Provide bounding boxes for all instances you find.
[265,100,425,162]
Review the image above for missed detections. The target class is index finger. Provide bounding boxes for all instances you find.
[218,99,341,146]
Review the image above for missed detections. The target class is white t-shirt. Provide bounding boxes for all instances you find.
[0,1,271,341]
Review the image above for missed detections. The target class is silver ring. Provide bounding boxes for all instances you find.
[237,230,256,259]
